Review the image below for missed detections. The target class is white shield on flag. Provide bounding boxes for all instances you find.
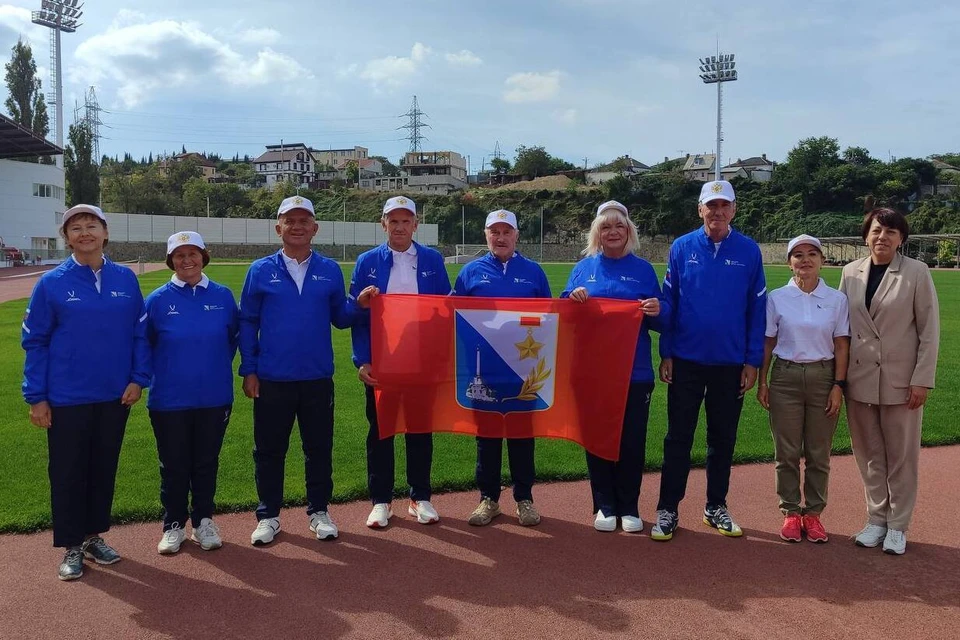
[454,309,559,415]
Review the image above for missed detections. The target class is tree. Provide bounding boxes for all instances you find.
[489,157,511,174]
[344,160,359,183]
[513,145,552,177]
[64,122,99,206]
[842,146,874,166]
[4,39,50,162]
[372,155,401,177]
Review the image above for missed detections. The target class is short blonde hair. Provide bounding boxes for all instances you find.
[582,209,640,257]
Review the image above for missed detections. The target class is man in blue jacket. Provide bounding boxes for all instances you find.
[240,195,360,546]
[350,196,452,529]
[452,209,552,527]
[651,180,767,541]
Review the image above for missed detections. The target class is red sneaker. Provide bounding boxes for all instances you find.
[802,514,829,543]
[780,514,802,542]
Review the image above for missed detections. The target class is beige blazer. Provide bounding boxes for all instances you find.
[839,253,940,405]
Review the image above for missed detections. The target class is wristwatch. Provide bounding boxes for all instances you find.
[832,379,847,390]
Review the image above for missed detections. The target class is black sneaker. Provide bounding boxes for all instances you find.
[703,505,743,537]
[58,547,84,581]
[82,536,121,564]
[650,509,679,541]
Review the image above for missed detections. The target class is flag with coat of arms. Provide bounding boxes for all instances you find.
[369,294,643,460]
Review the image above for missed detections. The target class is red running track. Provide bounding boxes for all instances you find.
[2,447,959,640]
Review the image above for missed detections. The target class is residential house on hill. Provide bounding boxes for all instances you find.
[586,156,651,185]
[681,153,716,181]
[158,152,221,182]
[252,143,317,186]
[723,154,776,182]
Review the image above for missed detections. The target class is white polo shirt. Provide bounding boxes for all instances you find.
[766,278,850,363]
[386,245,418,294]
[281,251,311,293]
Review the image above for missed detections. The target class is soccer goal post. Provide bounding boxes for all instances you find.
[445,244,488,264]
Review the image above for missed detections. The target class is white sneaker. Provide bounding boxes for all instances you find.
[366,503,393,529]
[191,518,222,551]
[854,523,887,548]
[882,529,907,555]
[594,510,616,532]
[251,517,281,546]
[408,500,440,524]
[309,511,339,540]
[157,524,186,555]
[621,515,644,533]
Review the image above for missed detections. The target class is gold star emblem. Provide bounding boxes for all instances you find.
[294,196,303,204]
[514,328,544,360]
[179,233,190,242]
[711,182,723,193]
[397,197,406,204]
[497,211,507,219]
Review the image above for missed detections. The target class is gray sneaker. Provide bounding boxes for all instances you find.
[516,500,541,526]
[82,536,120,565]
[468,497,501,526]
[58,547,84,581]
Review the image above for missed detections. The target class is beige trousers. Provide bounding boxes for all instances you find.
[768,359,838,515]
[846,399,923,532]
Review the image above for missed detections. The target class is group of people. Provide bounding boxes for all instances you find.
[21,180,939,583]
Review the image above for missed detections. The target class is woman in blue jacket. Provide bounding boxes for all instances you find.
[146,232,239,555]
[562,201,669,533]
[22,204,150,581]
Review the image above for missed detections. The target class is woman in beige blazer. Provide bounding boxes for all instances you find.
[839,206,940,556]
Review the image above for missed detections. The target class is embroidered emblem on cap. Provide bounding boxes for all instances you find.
[178,233,190,242]
[294,196,303,205]
[396,197,407,205]
[497,211,507,220]
[711,182,723,193]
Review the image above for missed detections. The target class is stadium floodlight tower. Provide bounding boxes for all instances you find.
[31,0,84,158]
[698,49,737,181]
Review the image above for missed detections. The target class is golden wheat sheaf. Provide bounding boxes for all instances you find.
[505,358,551,402]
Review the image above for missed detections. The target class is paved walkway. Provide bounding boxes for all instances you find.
[2,446,958,639]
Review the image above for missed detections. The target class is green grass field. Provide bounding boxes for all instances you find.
[1,262,958,533]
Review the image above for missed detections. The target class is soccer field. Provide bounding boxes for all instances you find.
[1,262,957,533]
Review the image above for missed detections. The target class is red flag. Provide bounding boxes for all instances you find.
[370,294,643,461]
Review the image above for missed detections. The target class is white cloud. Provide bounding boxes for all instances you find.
[0,6,50,50]
[236,27,282,46]
[359,42,432,89]
[552,108,578,125]
[445,49,482,66]
[503,70,562,103]
[70,17,312,108]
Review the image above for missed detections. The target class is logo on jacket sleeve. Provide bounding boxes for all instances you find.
[367,268,377,279]
[66,290,81,302]
[455,310,558,414]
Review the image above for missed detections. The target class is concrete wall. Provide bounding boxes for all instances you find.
[101,214,438,246]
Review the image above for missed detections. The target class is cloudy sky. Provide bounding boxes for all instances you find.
[1,0,958,169]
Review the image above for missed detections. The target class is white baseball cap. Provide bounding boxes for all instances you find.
[596,200,629,217]
[382,195,417,217]
[62,204,106,226]
[485,209,518,229]
[699,180,736,204]
[787,234,823,256]
[167,231,206,255]
[277,195,315,218]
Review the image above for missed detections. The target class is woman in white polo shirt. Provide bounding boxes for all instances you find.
[757,234,850,544]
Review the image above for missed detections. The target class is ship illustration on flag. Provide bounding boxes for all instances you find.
[455,309,558,414]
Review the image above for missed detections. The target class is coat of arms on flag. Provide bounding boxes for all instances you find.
[455,310,558,414]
